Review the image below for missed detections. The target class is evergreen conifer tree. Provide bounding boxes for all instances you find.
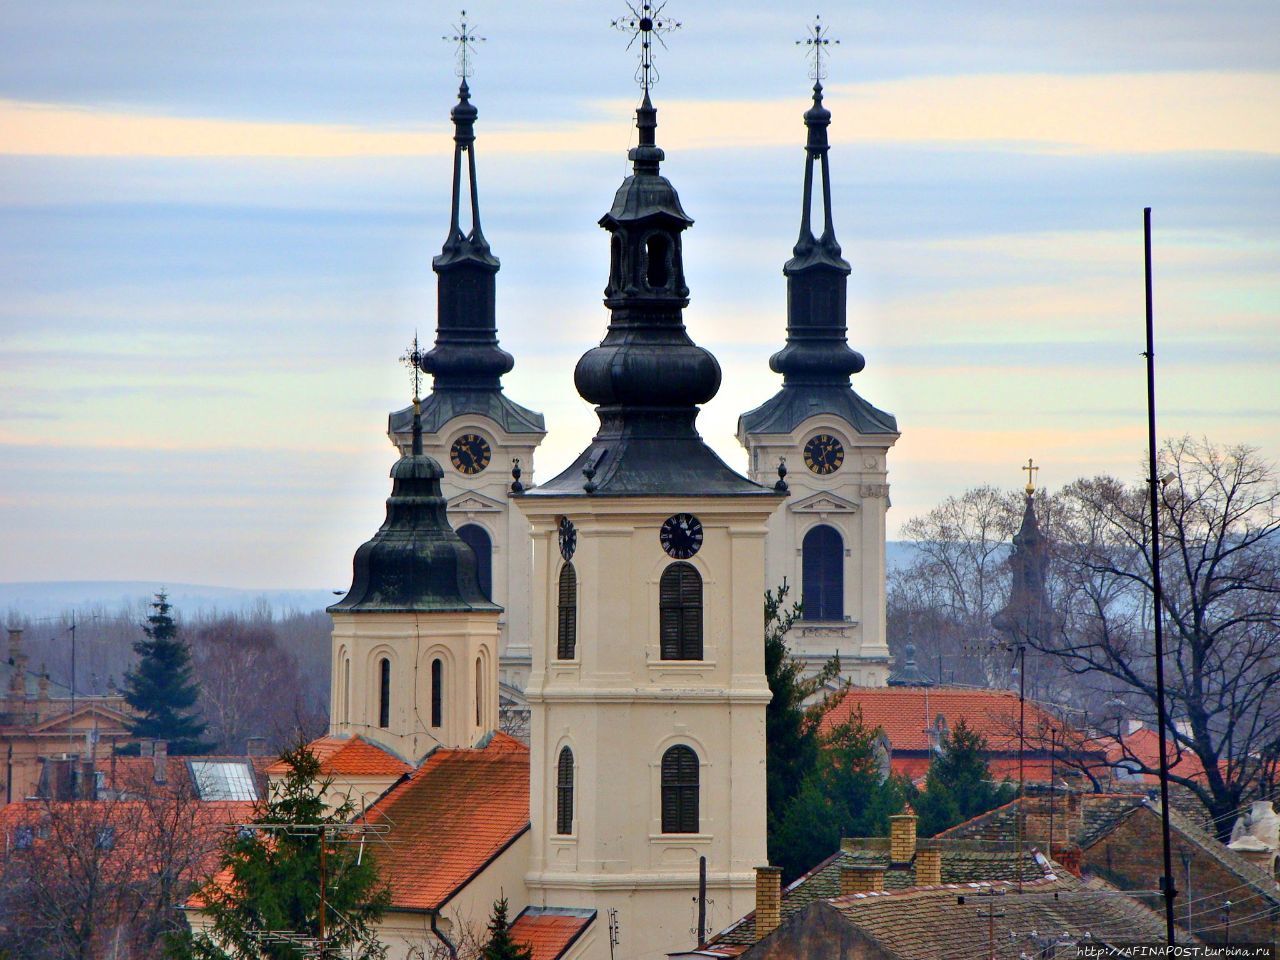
[172,742,390,960]
[481,896,533,960]
[915,718,1016,836]
[123,591,211,754]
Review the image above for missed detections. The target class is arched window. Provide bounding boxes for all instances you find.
[646,233,670,288]
[802,524,844,621]
[475,656,483,727]
[430,658,443,728]
[557,563,578,660]
[659,562,702,660]
[377,657,391,729]
[661,745,699,834]
[610,234,624,291]
[556,746,574,835]
[457,524,492,600]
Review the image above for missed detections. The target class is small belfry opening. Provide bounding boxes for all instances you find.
[645,232,671,288]
[430,658,444,728]
[557,562,578,660]
[378,657,391,728]
[556,746,574,835]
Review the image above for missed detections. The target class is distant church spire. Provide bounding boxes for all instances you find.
[992,464,1056,646]
[529,4,769,498]
[419,17,514,394]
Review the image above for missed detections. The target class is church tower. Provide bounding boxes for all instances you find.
[516,37,781,958]
[992,464,1056,647]
[388,76,545,693]
[331,382,501,758]
[737,78,899,686]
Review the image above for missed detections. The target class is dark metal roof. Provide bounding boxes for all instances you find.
[887,644,936,687]
[331,409,500,614]
[738,383,898,437]
[388,390,545,439]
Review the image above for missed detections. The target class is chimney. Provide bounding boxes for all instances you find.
[915,844,943,886]
[840,864,885,895]
[1053,845,1083,877]
[890,813,918,864]
[7,629,25,696]
[245,736,268,757]
[152,740,168,784]
[754,866,783,942]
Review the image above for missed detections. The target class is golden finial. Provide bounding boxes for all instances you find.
[1022,457,1039,496]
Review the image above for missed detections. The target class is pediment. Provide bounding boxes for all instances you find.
[447,491,505,514]
[32,702,131,735]
[789,490,860,515]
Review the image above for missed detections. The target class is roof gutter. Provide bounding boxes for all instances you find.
[430,912,458,960]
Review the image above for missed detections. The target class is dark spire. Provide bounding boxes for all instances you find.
[738,76,896,438]
[420,79,514,392]
[333,350,498,614]
[770,81,865,387]
[992,478,1055,645]
[527,8,769,499]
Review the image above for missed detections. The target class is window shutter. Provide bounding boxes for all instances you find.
[660,563,703,661]
[556,747,574,835]
[661,745,699,834]
[557,563,577,660]
[802,525,845,622]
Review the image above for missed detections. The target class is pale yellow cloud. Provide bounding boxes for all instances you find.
[2,71,1277,158]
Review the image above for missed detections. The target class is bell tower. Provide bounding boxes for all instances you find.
[517,13,780,957]
[738,47,899,686]
[389,50,545,695]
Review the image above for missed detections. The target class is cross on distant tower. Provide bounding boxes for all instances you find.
[612,1,681,93]
[797,14,840,82]
[443,10,485,80]
[1022,457,1039,495]
[401,333,425,402]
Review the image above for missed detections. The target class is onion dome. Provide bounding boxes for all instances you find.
[332,402,498,613]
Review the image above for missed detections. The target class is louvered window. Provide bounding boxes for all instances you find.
[802,524,844,621]
[556,746,574,835]
[557,563,578,660]
[661,745,699,834]
[430,658,443,728]
[659,562,703,660]
[458,524,492,600]
[377,657,391,728]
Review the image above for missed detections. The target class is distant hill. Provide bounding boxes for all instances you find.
[0,581,337,620]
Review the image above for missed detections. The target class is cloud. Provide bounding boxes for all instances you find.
[3,71,1277,159]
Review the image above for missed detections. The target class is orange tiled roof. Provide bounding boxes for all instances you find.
[822,687,1065,754]
[265,735,411,778]
[509,907,595,960]
[360,732,529,911]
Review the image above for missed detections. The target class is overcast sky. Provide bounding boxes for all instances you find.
[2,2,1277,590]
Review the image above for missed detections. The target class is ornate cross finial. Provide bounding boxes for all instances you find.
[400,332,425,402]
[1022,457,1040,495]
[443,10,485,80]
[612,2,681,94]
[797,14,839,82]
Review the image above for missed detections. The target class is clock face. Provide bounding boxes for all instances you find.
[803,434,845,476]
[450,433,492,475]
[558,517,577,561]
[660,513,704,560]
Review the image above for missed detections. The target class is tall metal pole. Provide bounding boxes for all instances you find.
[697,855,707,948]
[1144,207,1178,944]
[1017,643,1026,893]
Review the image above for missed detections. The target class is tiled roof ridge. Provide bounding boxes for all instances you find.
[1154,800,1280,901]
[830,874,1063,905]
[935,795,1025,838]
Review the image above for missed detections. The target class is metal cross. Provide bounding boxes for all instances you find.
[1022,457,1039,493]
[613,2,681,93]
[797,15,840,82]
[400,333,425,402]
[443,10,485,80]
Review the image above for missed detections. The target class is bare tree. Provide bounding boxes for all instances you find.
[1042,438,1280,836]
